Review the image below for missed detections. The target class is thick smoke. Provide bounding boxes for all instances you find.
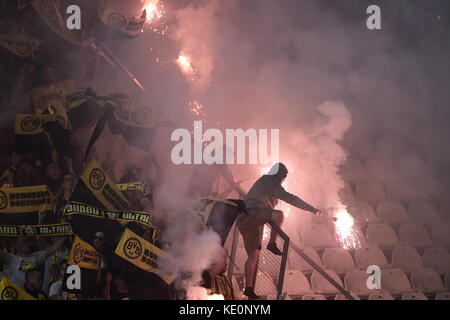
[72,0,450,294]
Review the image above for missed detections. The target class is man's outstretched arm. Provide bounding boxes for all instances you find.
[273,185,319,214]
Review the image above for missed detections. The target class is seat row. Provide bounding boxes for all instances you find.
[288,245,450,275]
[299,221,450,249]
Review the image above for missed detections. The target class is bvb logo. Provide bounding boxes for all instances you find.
[124,238,142,259]
[20,116,41,133]
[131,107,151,126]
[1,287,18,300]
[73,243,85,264]
[89,169,105,190]
[0,191,7,209]
[108,13,127,29]
[16,41,35,56]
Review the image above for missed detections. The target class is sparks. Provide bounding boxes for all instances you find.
[177,54,195,76]
[333,206,363,249]
[143,0,163,24]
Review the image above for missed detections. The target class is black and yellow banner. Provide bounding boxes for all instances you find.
[0,33,42,58]
[115,182,151,196]
[0,185,53,214]
[99,7,146,36]
[115,228,175,285]
[0,223,72,237]
[190,198,244,246]
[0,277,36,300]
[67,236,102,270]
[14,114,56,135]
[65,88,105,130]
[64,201,153,228]
[78,159,131,211]
[31,0,88,46]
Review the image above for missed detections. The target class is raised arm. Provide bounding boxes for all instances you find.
[273,184,318,214]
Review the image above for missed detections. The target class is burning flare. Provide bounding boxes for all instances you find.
[332,206,362,249]
[143,0,163,24]
[177,54,195,76]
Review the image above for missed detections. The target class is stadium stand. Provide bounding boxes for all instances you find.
[376,201,410,225]
[391,246,423,273]
[301,294,326,300]
[380,269,413,295]
[301,224,338,249]
[322,248,355,274]
[283,270,313,295]
[339,159,367,184]
[310,269,344,294]
[354,245,390,269]
[410,268,446,294]
[435,292,450,300]
[401,291,429,300]
[408,202,442,230]
[355,180,387,205]
[368,290,395,300]
[431,223,450,247]
[399,223,434,248]
[288,247,323,273]
[422,247,450,275]
[366,223,399,249]
[344,268,379,296]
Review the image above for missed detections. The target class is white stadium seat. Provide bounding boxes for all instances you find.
[391,246,423,273]
[385,178,419,204]
[339,158,367,183]
[416,178,450,203]
[346,200,378,224]
[408,202,441,230]
[401,291,429,300]
[339,182,358,203]
[394,154,434,184]
[376,201,410,225]
[288,247,323,272]
[301,224,337,249]
[322,248,355,274]
[422,247,450,275]
[355,245,390,269]
[366,223,399,248]
[431,222,450,247]
[399,223,434,248]
[344,269,379,296]
[311,269,344,294]
[355,180,387,204]
[381,269,413,294]
[435,292,450,300]
[368,290,395,300]
[283,270,312,295]
[410,268,446,293]
[301,294,326,300]
[375,135,414,161]
[343,132,376,162]
[365,157,400,184]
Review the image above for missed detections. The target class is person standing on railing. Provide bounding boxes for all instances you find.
[236,162,322,299]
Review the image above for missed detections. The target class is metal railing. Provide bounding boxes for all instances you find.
[227,221,355,300]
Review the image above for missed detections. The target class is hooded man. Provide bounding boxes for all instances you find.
[236,162,321,299]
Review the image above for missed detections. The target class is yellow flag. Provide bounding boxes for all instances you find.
[0,277,36,300]
[115,228,176,285]
[0,185,53,214]
[80,159,131,211]
[67,236,102,270]
[14,114,56,135]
